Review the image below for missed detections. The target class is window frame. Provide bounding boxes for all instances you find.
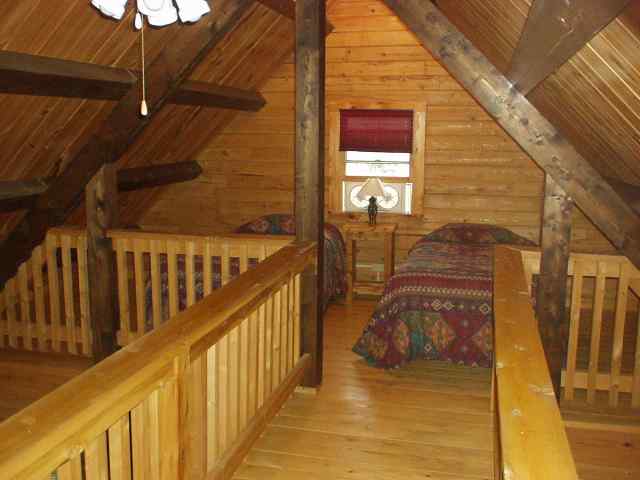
[328,101,426,218]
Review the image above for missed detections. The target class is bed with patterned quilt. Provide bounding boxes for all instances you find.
[234,214,347,311]
[352,223,535,369]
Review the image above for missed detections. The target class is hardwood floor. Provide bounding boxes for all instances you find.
[234,300,495,480]
[0,348,92,422]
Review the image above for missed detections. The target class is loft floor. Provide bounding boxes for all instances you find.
[234,300,495,480]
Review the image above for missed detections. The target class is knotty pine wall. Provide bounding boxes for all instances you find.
[142,0,615,270]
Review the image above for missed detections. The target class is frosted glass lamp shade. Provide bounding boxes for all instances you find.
[176,0,211,22]
[357,178,386,201]
[138,0,178,26]
[91,0,128,19]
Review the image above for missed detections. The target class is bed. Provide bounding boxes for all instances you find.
[352,223,535,368]
[234,214,347,311]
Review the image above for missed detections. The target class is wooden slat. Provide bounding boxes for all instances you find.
[159,375,179,480]
[206,345,218,469]
[116,238,131,346]
[134,239,146,336]
[239,316,250,430]
[187,356,207,477]
[76,237,92,356]
[61,235,77,355]
[217,334,229,454]
[586,261,606,404]
[186,241,196,307]
[280,282,289,376]
[264,296,274,398]
[46,234,61,352]
[228,326,240,443]
[564,262,584,401]
[248,310,259,419]
[107,415,132,480]
[131,401,148,480]
[3,277,17,349]
[508,0,632,95]
[85,433,109,480]
[150,240,162,329]
[31,245,47,352]
[272,290,282,387]
[167,240,178,318]
[56,457,82,480]
[17,262,31,351]
[203,240,213,297]
[609,263,630,407]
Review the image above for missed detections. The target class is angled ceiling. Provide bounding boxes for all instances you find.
[435,0,640,186]
[0,0,639,252]
[0,0,298,239]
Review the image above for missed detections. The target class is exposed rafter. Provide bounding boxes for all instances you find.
[0,0,253,285]
[0,50,265,111]
[0,161,202,212]
[384,0,640,269]
[508,0,631,95]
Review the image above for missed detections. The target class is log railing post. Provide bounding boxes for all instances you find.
[295,0,326,387]
[86,164,119,361]
[537,175,573,397]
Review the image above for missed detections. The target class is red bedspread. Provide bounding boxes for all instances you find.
[353,241,494,368]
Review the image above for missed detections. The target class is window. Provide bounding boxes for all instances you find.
[328,102,425,217]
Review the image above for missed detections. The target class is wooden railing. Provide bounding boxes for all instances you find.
[109,230,291,346]
[0,227,92,356]
[0,241,315,480]
[520,250,640,408]
[0,228,291,357]
[493,246,578,480]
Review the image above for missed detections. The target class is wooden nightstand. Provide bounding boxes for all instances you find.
[341,222,397,303]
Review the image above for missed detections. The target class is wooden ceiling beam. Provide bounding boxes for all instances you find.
[508,0,631,96]
[255,0,334,32]
[384,0,640,269]
[0,0,253,285]
[0,161,202,212]
[0,50,265,111]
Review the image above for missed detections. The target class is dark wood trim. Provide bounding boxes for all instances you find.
[86,164,119,361]
[508,0,631,95]
[0,50,264,110]
[172,82,264,111]
[384,0,640,270]
[0,179,50,201]
[0,161,202,212]
[0,0,253,286]
[537,175,573,398]
[295,0,326,387]
[116,161,203,192]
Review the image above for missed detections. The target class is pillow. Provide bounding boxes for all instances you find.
[235,214,295,235]
[420,223,536,246]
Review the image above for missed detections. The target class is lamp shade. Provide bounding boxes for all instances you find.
[357,178,386,201]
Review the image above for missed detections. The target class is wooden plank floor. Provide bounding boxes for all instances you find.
[234,300,495,480]
[0,348,92,422]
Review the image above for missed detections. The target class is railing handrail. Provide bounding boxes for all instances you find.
[493,245,578,479]
[0,241,316,479]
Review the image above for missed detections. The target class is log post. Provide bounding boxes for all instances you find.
[295,0,325,387]
[537,175,573,397]
[86,164,119,361]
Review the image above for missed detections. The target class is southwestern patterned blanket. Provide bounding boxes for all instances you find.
[353,223,536,369]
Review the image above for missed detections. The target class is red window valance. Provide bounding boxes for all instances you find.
[339,109,414,153]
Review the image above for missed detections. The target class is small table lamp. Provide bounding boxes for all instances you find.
[357,178,386,225]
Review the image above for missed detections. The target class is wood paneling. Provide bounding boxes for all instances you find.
[143,0,614,267]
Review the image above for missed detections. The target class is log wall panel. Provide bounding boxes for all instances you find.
[143,0,616,265]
